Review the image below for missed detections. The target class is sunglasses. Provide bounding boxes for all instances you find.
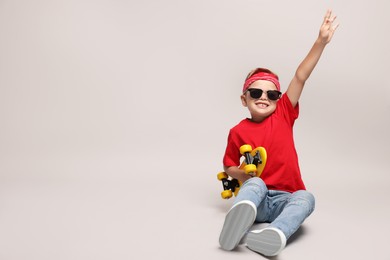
[246,88,282,101]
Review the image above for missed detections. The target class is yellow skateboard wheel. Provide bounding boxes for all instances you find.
[234,187,240,197]
[221,190,232,199]
[217,172,228,181]
[244,164,257,175]
[239,144,252,155]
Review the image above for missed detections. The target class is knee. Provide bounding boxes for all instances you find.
[243,177,267,189]
[291,190,315,215]
[240,177,267,196]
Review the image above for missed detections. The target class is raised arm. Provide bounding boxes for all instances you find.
[286,9,339,107]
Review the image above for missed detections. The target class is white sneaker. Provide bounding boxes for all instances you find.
[219,200,257,251]
[246,227,286,256]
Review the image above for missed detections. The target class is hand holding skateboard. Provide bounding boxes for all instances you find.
[217,144,267,199]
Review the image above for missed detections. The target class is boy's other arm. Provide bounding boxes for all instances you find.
[224,166,252,183]
[287,9,339,107]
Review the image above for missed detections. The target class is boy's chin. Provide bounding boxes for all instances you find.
[253,109,273,116]
[249,109,275,121]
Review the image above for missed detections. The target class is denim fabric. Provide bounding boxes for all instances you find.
[234,177,315,240]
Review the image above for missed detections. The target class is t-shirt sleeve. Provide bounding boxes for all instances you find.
[278,94,299,126]
[223,129,241,167]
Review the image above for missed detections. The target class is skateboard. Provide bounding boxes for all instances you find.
[217,144,267,199]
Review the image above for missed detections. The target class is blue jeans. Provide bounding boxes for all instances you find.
[234,177,315,240]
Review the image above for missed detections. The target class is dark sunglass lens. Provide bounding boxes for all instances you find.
[249,89,263,99]
[267,91,281,100]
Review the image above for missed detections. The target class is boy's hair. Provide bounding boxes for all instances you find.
[243,68,280,92]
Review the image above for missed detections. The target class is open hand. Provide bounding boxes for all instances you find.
[319,9,339,44]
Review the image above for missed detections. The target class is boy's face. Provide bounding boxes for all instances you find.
[241,80,279,122]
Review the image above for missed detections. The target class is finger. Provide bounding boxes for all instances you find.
[323,9,331,24]
[332,23,340,31]
[323,10,335,26]
[326,9,332,19]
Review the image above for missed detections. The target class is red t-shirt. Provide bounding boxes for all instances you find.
[223,94,306,192]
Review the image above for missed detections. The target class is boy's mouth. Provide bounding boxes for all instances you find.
[255,102,269,108]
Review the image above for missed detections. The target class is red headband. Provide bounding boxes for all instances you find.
[243,72,280,93]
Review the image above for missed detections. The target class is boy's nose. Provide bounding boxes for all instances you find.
[260,92,268,100]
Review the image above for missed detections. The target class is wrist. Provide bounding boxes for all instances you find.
[316,36,329,46]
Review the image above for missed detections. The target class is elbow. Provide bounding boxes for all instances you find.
[291,72,307,89]
[294,71,308,84]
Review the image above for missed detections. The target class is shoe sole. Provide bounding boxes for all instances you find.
[219,201,256,251]
[246,228,286,256]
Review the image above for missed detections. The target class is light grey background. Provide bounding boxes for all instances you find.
[1,0,389,259]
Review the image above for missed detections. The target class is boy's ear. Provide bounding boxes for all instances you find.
[241,94,248,107]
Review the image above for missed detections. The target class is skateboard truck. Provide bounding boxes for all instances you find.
[217,172,239,199]
[241,145,262,177]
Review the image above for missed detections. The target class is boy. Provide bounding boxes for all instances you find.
[219,10,339,256]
